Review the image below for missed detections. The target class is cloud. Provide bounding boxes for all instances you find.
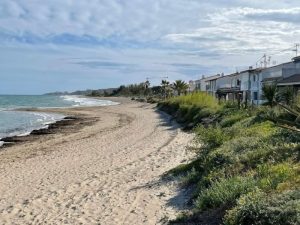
[1,0,300,94]
[0,0,208,41]
[164,7,300,55]
[73,60,135,69]
[244,8,300,24]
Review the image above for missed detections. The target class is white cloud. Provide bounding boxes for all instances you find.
[0,0,208,40]
[165,7,300,55]
[1,0,300,93]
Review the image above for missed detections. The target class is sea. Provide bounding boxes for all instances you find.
[0,95,118,145]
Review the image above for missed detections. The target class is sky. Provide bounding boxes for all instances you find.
[0,0,300,94]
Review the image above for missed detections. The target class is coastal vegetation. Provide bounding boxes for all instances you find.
[109,80,189,99]
[159,91,300,225]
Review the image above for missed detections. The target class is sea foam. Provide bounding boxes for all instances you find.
[61,95,119,107]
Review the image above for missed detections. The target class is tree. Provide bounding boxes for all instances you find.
[161,79,170,99]
[278,86,294,105]
[173,80,189,96]
[144,80,151,96]
[144,80,150,89]
[262,83,277,107]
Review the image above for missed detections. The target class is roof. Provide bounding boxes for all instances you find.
[277,74,300,86]
[201,74,220,81]
[262,77,282,82]
[216,87,241,93]
[292,56,300,62]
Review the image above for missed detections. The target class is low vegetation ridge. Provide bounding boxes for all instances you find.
[158,92,300,225]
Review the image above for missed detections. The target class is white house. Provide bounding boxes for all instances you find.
[203,74,221,96]
[190,57,300,105]
[188,80,196,92]
[216,70,249,102]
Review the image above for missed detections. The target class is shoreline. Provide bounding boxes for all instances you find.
[0,115,82,148]
[0,96,121,149]
[0,98,194,224]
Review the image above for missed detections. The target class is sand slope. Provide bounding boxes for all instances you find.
[0,99,193,225]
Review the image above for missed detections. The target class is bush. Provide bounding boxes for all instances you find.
[159,92,221,126]
[195,176,256,210]
[195,125,232,149]
[224,189,300,225]
[169,92,220,112]
[256,163,298,191]
[160,90,300,224]
[220,110,251,128]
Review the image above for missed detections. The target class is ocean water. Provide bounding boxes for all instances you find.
[0,95,118,143]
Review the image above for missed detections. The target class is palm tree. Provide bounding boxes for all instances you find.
[262,83,277,107]
[173,80,189,96]
[144,80,150,89]
[161,79,170,99]
[144,80,151,96]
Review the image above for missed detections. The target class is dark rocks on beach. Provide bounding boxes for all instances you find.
[1,136,25,143]
[0,116,94,148]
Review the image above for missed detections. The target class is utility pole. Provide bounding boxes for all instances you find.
[263,54,267,68]
[293,43,300,57]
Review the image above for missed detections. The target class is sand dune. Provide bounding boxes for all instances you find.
[0,98,193,225]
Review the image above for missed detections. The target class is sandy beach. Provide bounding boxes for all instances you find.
[0,98,193,225]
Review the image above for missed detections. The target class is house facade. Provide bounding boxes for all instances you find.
[193,75,221,95]
[277,74,300,93]
[204,74,221,96]
[192,57,300,105]
[188,80,196,93]
[216,73,239,101]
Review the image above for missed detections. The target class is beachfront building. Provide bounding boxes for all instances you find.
[191,57,300,105]
[194,79,201,91]
[277,74,300,94]
[192,75,220,94]
[256,56,300,104]
[216,57,300,105]
[188,80,196,93]
[239,68,263,105]
[216,73,242,101]
[215,68,259,104]
[203,74,221,96]
[194,75,209,92]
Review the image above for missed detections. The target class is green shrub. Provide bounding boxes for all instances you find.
[224,189,300,225]
[196,108,215,119]
[220,111,250,128]
[243,121,276,138]
[180,168,201,186]
[195,176,256,210]
[167,162,196,177]
[256,163,298,191]
[239,145,274,168]
[159,92,221,126]
[160,91,300,224]
[195,125,232,149]
[169,92,220,112]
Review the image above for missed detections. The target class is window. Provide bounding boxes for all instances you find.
[253,92,258,101]
[253,75,256,82]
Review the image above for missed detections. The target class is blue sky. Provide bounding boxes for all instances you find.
[0,0,300,94]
